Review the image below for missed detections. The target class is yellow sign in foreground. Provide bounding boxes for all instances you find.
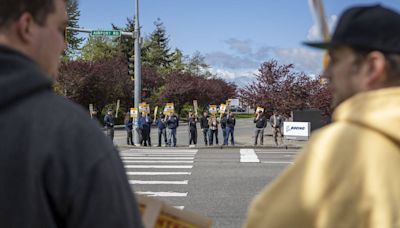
[137,195,212,228]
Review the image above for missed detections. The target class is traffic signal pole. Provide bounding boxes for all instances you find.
[133,0,142,145]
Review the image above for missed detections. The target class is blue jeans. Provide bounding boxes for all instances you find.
[167,128,177,147]
[202,128,209,145]
[222,128,226,141]
[224,127,234,145]
[158,128,167,146]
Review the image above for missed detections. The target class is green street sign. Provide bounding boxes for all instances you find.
[90,30,121,37]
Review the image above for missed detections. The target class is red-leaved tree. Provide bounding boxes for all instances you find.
[239,60,332,117]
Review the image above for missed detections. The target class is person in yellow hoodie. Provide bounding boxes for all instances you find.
[244,5,400,228]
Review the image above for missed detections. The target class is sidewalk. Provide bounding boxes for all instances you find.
[113,118,307,150]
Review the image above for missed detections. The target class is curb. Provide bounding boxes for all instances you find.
[117,144,303,150]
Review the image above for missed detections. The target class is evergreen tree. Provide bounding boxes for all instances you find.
[113,17,135,58]
[64,0,84,59]
[185,51,212,77]
[142,18,173,69]
[169,48,186,73]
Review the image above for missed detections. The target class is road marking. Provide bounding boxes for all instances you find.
[256,152,297,154]
[121,157,194,160]
[174,206,185,210]
[240,149,260,163]
[123,149,198,153]
[127,172,191,176]
[261,161,294,164]
[125,165,193,169]
[123,160,194,164]
[136,191,188,197]
[130,180,188,185]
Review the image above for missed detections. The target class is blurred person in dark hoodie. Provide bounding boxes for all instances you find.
[0,0,142,227]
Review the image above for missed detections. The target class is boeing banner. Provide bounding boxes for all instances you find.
[283,122,311,139]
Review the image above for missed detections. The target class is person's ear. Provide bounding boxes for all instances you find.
[15,12,37,44]
[363,51,386,88]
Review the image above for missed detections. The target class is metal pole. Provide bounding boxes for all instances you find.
[133,0,142,145]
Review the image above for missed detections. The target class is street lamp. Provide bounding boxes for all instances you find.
[134,0,142,145]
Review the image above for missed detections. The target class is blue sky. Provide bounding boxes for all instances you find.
[78,0,399,85]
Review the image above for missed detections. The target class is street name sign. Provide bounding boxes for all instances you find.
[90,30,121,37]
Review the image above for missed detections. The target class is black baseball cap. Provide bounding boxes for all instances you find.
[304,5,400,53]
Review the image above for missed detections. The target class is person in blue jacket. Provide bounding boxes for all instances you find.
[166,112,179,147]
[104,109,115,141]
[156,113,167,147]
[124,112,134,145]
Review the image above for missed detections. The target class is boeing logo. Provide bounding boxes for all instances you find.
[286,126,306,132]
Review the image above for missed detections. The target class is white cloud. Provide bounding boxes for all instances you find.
[205,52,259,69]
[307,15,338,41]
[273,47,323,74]
[204,38,325,84]
[224,38,253,55]
[209,68,257,87]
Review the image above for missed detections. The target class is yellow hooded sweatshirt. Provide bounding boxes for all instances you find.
[244,88,400,228]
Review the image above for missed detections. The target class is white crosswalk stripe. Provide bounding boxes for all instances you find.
[122,157,194,160]
[121,148,198,209]
[240,149,260,163]
[127,172,191,176]
[123,160,194,164]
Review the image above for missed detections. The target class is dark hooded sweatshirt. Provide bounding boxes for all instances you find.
[0,46,143,228]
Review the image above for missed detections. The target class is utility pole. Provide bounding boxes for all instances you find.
[133,0,142,145]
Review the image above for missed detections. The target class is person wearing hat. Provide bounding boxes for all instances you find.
[245,5,400,227]
[104,108,115,141]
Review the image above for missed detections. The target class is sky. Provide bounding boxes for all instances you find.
[78,0,400,86]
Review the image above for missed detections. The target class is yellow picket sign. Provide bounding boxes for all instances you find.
[130,108,138,118]
[255,107,264,114]
[164,103,174,115]
[209,105,217,114]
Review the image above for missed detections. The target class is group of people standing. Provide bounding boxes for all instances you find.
[123,112,180,147]
[253,110,284,146]
[111,109,285,147]
[198,111,236,146]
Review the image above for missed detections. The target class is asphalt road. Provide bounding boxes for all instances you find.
[120,147,299,228]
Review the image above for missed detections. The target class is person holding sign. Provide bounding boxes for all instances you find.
[188,113,198,146]
[208,114,219,145]
[254,110,267,146]
[166,112,179,147]
[220,113,228,141]
[224,112,236,145]
[141,113,153,147]
[200,112,210,146]
[124,112,134,145]
[156,113,167,147]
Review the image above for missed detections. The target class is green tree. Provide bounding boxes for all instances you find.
[80,36,119,61]
[64,0,84,59]
[169,48,186,73]
[113,17,135,58]
[142,18,173,70]
[185,51,212,78]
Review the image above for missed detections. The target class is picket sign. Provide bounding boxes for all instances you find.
[137,195,212,228]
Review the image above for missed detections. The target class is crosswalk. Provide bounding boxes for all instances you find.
[120,148,198,209]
